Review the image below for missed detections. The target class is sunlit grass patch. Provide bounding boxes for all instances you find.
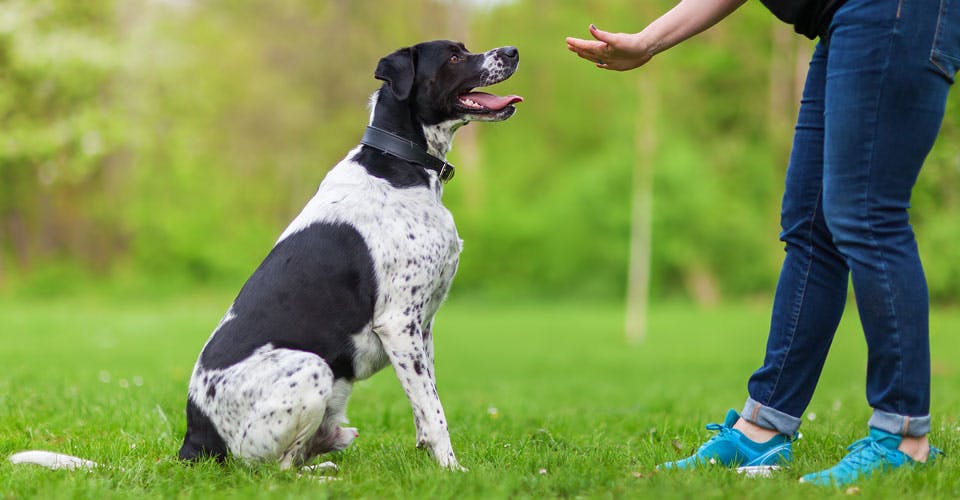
[1,297,958,498]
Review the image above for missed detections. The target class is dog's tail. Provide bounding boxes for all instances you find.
[9,450,99,470]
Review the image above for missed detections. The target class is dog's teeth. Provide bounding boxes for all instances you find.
[461,98,483,109]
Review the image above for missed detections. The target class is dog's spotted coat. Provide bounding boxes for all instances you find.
[177,40,521,471]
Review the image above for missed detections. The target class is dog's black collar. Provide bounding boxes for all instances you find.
[361,126,455,183]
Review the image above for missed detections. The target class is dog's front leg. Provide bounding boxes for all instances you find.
[414,320,439,448]
[378,319,463,471]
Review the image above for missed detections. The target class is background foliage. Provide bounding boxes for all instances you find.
[1,0,959,303]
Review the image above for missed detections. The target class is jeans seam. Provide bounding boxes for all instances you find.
[933,0,945,57]
[862,14,906,416]
[930,0,957,79]
[931,0,945,72]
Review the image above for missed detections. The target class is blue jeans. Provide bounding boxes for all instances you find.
[743,0,960,438]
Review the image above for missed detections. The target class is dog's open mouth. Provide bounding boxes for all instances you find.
[456,91,523,114]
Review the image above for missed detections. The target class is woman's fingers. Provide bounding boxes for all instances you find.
[566,37,606,54]
[568,25,645,70]
[566,37,608,64]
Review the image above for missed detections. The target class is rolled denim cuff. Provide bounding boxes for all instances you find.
[869,409,930,437]
[742,398,802,436]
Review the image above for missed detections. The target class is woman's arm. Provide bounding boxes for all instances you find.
[566,0,747,71]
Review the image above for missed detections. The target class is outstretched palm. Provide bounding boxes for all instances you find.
[565,25,652,71]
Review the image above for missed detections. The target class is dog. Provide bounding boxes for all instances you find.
[9,40,521,472]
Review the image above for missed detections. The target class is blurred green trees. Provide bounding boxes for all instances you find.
[0,1,122,280]
[1,0,959,303]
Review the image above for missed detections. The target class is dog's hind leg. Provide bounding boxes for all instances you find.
[304,380,358,457]
[208,348,336,469]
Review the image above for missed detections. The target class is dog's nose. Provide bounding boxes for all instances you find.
[501,46,519,59]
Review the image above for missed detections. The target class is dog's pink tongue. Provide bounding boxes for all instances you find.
[462,92,523,111]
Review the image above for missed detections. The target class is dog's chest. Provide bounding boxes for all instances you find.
[286,159,461,378]
[364,180,462,327]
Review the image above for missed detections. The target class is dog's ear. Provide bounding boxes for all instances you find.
[375,47,415,101]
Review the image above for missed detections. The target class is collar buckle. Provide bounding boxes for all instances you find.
[438,162,455,183]
[360,126,456,184]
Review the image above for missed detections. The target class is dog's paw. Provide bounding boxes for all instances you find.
[299,461,339,475]
[446,462,469,472]
[439,456,468,472]
[430,448,467,471]
[332,427,359,451]
[298,461,342,482]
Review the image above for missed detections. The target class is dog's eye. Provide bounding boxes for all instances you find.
[449,54,462,64]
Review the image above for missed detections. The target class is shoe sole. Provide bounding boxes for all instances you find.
[736,465,781,477]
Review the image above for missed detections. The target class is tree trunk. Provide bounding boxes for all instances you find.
[625,71,657,344]
[768,22,794,158]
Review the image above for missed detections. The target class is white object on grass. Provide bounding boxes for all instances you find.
[9,450,99,470]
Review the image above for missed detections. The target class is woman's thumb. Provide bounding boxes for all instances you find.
[589,24,617,44]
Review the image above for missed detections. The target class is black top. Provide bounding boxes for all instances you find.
[759,0,848,39]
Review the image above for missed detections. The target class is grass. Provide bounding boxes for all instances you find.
[0,294,958,498]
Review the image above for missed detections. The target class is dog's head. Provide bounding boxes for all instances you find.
[375,40,522,125]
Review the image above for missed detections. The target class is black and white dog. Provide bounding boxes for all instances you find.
[177,40,520,471]
[9,40,520,472]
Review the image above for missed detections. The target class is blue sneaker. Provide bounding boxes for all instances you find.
[799,428,943,487]
[658,409,793,476]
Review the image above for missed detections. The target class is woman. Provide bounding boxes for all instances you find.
[567,0,957,487]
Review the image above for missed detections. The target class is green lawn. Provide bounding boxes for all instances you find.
[0,296,958,498]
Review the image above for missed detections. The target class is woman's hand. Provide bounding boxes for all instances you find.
[565,1,747,72]
[566,25,654,71]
